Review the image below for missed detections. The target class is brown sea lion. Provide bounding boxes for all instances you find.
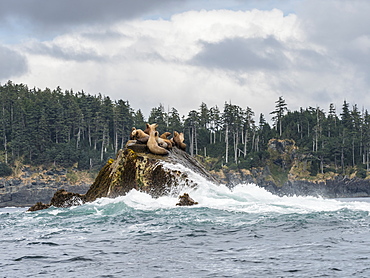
[173,131,186,151]
[157,138,168,149]
[131,128,149,144]
[144,123,158,135]
[159,132,173,148]
[130,127,136,140]
[147,130,169,155]
[160,132,171,139]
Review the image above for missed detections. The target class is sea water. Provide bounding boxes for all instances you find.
[2,167,370,277]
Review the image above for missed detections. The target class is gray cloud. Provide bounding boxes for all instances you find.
[81,30,128,42]
[297,0,370,89]
[298,0,370,45]
[293,49,333,72]
[25,42,103,62]
[0,45,28,80]
[0,0,183,34]
[192,37,290,72]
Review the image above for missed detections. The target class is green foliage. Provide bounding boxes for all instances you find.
[269,163,289,186]
[356,167,367,179]
[270,96,288,137]
[66,170,79,184]
[0,82,133,169]
[0,162,12,176]
[148,104,167,132]
[2,81,370,180]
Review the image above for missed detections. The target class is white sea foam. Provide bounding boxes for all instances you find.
[86,162,370,215]
[0,207,28,214]
[161,160,370,214]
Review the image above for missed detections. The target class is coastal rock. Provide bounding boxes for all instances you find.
[27,146,219,211]
[84,146,217,202]
[50,189,85,207]
[27,201,51,212]
[176,193,198,206]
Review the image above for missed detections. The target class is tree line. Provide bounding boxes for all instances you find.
[0,81,369,178]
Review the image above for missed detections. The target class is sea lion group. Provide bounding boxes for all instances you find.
[129,123,186,155]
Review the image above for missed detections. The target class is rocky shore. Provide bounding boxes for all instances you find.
[0,166,92,207]
[211,138,370,199]
[213,167,370,199]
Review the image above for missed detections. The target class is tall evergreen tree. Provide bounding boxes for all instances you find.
[168,107,183,133]
[270,96,288,137]
[148,104,167,132]
[133,109,146,130]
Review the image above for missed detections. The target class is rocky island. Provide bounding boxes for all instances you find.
[27,125,218,211]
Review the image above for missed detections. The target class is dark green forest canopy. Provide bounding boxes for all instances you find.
[1,80,370,177]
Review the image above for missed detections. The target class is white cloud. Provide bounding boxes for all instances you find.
[6,3,370,120]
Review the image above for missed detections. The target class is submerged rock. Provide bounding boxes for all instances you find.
[28,146,219,211]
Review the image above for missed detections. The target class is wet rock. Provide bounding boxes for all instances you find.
[27,202,50,212]
[84,147,217,202]
[27,146,219,211]
[176,193,198,206]
[49,189,85,208]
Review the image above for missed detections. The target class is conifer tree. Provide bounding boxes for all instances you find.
[270,96,288,137]
[168,107,183,133]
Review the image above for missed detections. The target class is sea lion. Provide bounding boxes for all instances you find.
[144,123,158,135]
[125,139,137,147]
[160,132,171,139]
[131,128,149,143]
[157,137,168,149]
[147,130,169,155]
[159,132,173,148]
[173,131,186,151]
[144,123,168,147]
[130,127,136,140]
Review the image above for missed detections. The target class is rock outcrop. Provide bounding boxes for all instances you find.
[27,146,217,211]
[27,201,51,212]
[176,193,198,206]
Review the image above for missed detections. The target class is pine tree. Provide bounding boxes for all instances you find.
[243,106,255,157]
[133,109,146,130]
[148,104,167,132]
[168,107,183,133]
[270,96,288,137]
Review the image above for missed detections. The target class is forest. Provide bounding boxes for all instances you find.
[1,80,370,178]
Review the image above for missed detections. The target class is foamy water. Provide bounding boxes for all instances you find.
[2,163,370,277]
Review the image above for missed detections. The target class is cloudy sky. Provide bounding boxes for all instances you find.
[1,0,370,120]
